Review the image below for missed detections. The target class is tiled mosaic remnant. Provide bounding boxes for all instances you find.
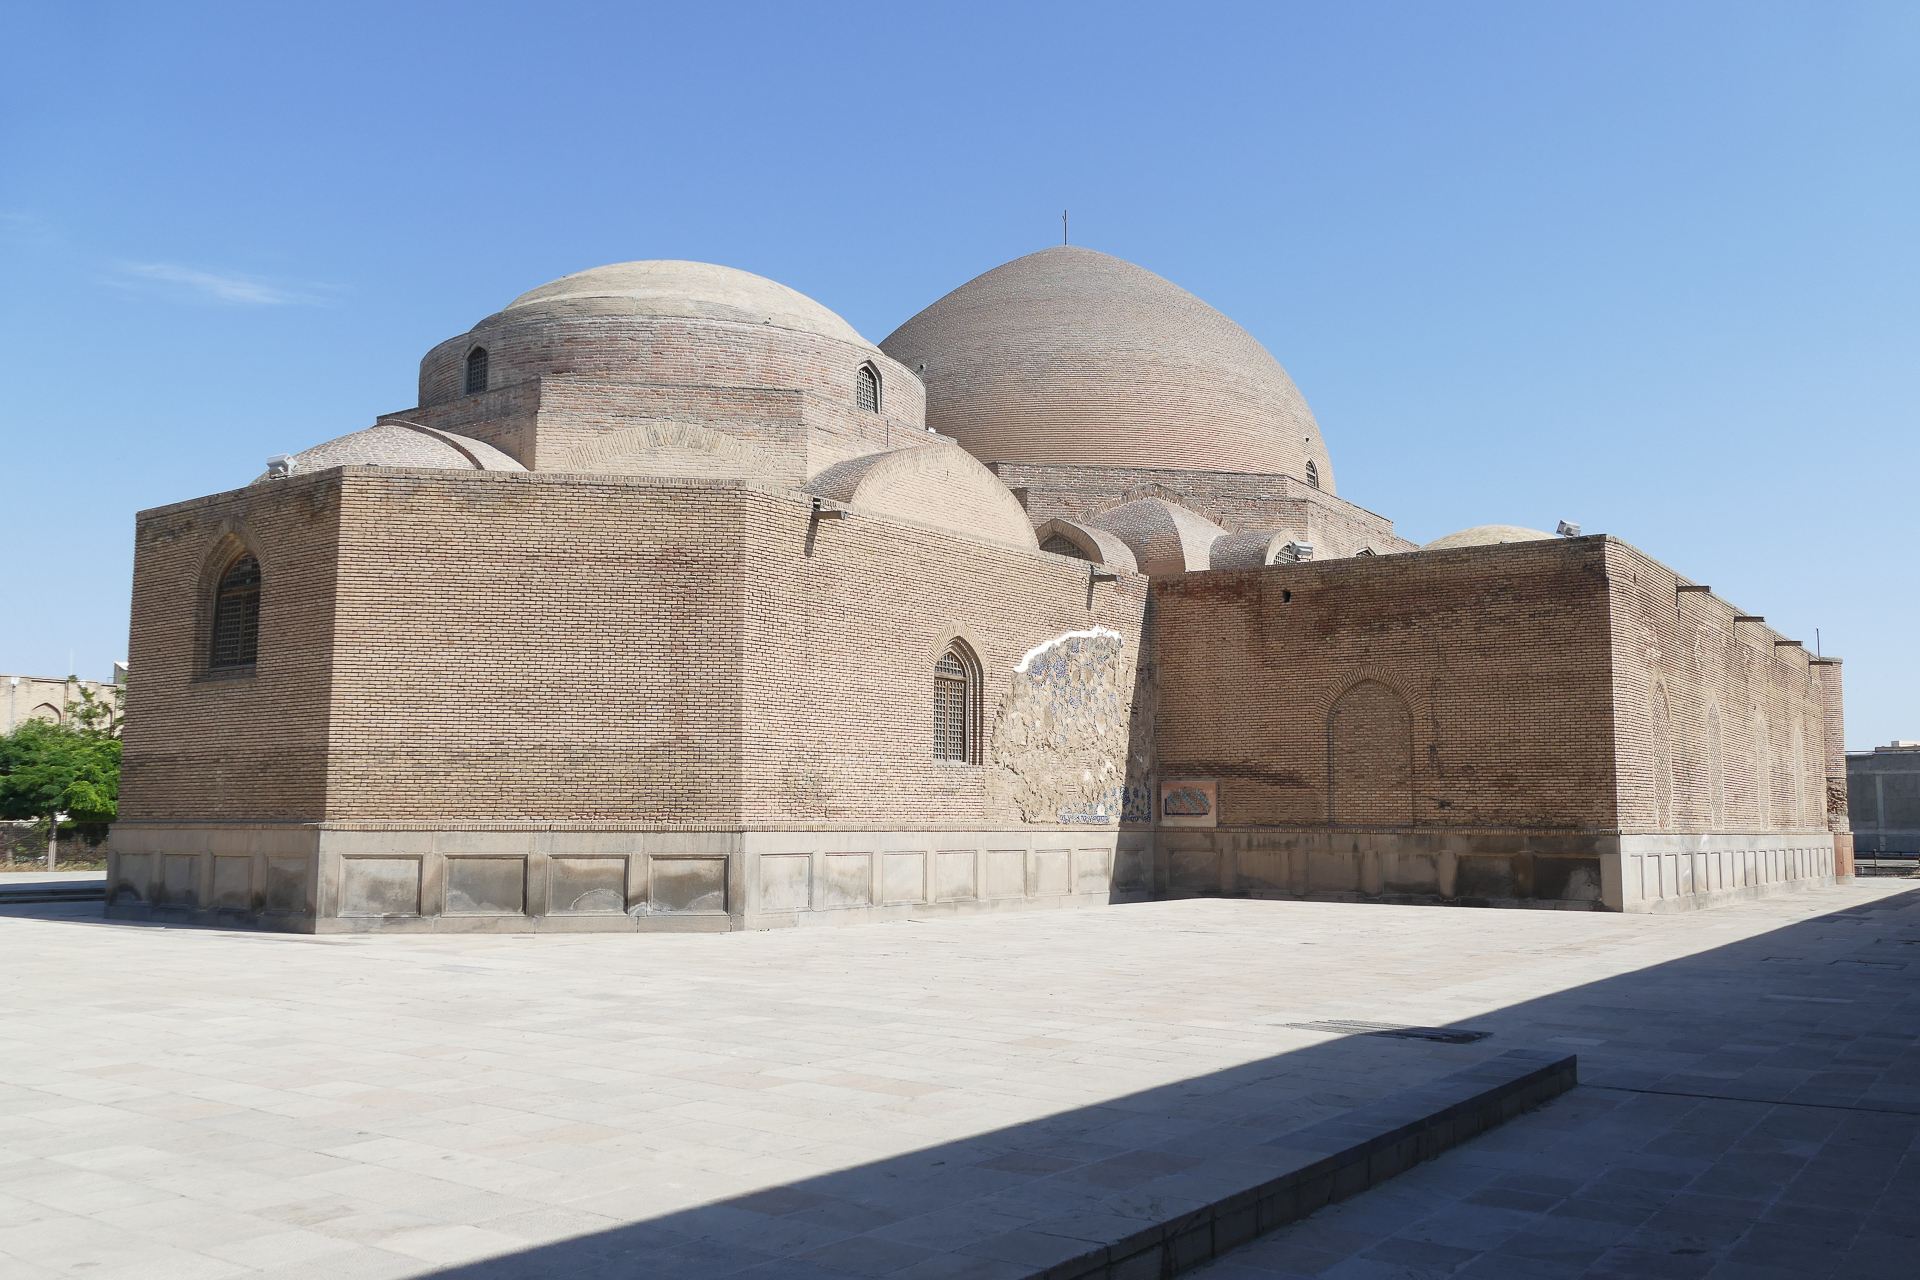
[988,626,1131,825]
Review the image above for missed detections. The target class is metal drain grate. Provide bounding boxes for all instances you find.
[1287,1019,1492,1044]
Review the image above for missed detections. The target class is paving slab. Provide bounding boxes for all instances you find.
[0,881,1913,1277]
[1198,882,1920,1280]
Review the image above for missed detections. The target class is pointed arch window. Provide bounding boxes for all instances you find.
[1305,460,1320,489]
[209,554,261,668]
[856,364,880,413]
[465,347,489,395]
[933,642,980,763]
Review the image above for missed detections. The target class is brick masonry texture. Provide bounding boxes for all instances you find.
[125,468,1143,830]
[123,477,343,822]
[988,462,1415,560]
[1146,537,1832,838]
[416,316,924,471]
[1149,538,1620,833]
[881,247,1335,485]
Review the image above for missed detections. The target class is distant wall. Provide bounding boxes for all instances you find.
[1849,749,1920,854]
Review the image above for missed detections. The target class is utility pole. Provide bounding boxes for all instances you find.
[1062,209,1068,245]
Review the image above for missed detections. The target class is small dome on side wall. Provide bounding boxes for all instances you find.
[252,423,526,484]
[805,444,1038,552]
[1422,524,1556,551]
[1084,498,1228,576]
[1033,518,1140,575]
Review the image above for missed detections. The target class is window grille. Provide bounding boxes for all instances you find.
[465,347,489,395]
[1040,534,1089,560]
[856,364,880,413]
[209,554,261,668]
[933,646,977,762]
[1305,460,1320,489]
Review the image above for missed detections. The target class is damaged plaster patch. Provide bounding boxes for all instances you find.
[1016,626,1124,674]
[990,628,1133,825]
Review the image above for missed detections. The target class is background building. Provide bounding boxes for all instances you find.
[108,249,1849,932]
[1848,742,1920,855]
[4,668,124,733]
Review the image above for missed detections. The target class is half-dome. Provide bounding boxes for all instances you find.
[253,422,526,484]
[476,260,874,348]
[1422,525,1556,551]
[881,247,1331,488]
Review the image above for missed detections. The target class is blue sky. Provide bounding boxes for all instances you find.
[2,2,1914,748]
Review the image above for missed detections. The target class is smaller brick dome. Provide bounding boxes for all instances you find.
[805,444,1037,552]
[417,260,923,427]
[1084,498,1228,576]
[253,422,525,484]
[476,261,871,346]
[1422,524,1555,550]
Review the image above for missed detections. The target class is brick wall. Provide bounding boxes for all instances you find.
[1149,538,1621,830]
[321,472,749,823]
[740,495,1144,827]
[121,476,343,821]
[1604,540,1830,834]
[126,467,1144,834]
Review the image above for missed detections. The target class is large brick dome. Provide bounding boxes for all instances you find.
[881,247,1332,488]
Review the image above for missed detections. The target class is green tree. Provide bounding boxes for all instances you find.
[0,716,122,827]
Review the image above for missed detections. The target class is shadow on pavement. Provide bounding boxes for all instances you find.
[373,887,1920,1280]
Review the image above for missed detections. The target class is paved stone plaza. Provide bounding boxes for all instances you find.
[1,884,1915,1279]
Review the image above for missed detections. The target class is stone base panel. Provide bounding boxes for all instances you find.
[1148,828,1839,914]
[105,825,1145,934]
[1616,833,1838,914]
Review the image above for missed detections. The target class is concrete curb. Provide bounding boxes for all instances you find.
[985,1048,1578,1280]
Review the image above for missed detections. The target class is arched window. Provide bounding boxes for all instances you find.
[856,364,880,413]
[1305,460,1320,489]
[933,642,979,763]
[209,554,261,668]
[465,347,489,396]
